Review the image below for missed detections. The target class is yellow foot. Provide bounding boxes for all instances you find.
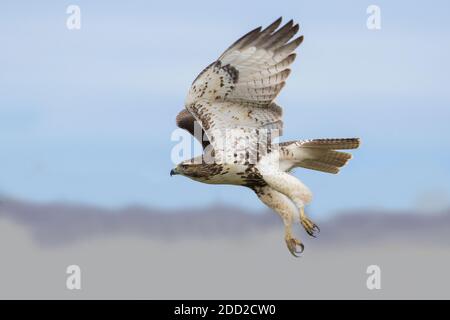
[285,234,304,257]
[300,208,320,238]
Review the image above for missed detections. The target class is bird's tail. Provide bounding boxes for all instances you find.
[278,138,361,174]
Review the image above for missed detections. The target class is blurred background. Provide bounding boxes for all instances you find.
[0,0,450,299]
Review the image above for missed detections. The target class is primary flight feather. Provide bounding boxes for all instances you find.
[171,17,360,256]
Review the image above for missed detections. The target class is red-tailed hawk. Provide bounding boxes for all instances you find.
[171,18,360,256]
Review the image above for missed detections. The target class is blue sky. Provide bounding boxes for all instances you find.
[1,0,450,216]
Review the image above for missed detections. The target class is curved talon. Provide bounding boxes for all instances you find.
[285,237,304,257]
[300,217,320,238]
[307,230,317,238]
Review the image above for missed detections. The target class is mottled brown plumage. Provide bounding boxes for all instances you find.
[172,18,360,256]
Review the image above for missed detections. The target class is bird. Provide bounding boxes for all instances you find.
[171,17,360,256]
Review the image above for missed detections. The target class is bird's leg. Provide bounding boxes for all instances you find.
[283,215,304,257]
[299,206,320,237]
[257,167,319,238]
[253,185,304,257]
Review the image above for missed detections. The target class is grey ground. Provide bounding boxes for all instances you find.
[1,198,449,299]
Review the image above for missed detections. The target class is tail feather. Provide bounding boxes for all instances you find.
[278,138,360,174]
[319,150,352,167]
[279,138,360,150]
[299,160,340,174]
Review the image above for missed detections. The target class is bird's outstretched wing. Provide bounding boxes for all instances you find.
[185,17,302,108]
[183,18,303,163]
[176,109,210,150]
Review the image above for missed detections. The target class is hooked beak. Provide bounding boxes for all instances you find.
[170,168,178,176]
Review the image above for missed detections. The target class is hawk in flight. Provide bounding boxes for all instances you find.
[171,18,360,256]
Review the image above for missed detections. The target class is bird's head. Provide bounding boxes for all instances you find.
[170,162,193,177]
[171,158,206,179]
[170,157,219,182]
